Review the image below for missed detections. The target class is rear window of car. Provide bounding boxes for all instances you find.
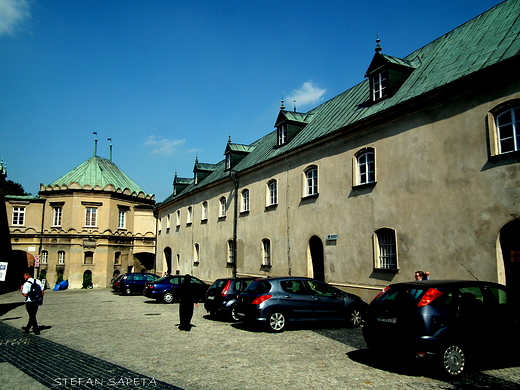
[244,280,271,293]
[210,279,226,289]
[377,287,425,305]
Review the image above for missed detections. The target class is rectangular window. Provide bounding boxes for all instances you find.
[118,210,126,229]
[84,251,94,265]
[376,229,397,269]
[201,202,208,221]
[262,239,271,266]
[372,71,388,101]
[12,207,25,226]
[278,124,288,146]
[85,207,97,227]
[58,251,65,265]
[53,207,62,226]
[358,152,375,185]
[41,251,48,264]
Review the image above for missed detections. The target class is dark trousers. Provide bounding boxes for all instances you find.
[25,301,40,332]
[178,299,194,331]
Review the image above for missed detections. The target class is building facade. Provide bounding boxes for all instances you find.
[156,1,520,301]
[4,144,156,289]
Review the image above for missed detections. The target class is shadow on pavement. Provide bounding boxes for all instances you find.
[347,348,520,389]
[0,302,24,317]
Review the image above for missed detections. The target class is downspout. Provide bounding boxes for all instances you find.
[230,170,238,278]
[37,199,46,279]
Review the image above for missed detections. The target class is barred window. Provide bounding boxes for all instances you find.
[374,228,397,269]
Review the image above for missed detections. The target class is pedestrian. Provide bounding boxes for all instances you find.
[21,272,44,335]
[424,271,431,280]
[414,271,425,281]
[177,274,198,331]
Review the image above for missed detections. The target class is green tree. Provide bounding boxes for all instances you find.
[0,180,29,197]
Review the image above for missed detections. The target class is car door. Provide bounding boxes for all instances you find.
[279,279,314,319]
[305,280,346,319]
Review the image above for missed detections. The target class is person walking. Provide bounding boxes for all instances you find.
[177,274,198,331]
[21,272,44,335]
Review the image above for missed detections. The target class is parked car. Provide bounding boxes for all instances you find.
[143,274,209,304]
[362,280,519,377]
[110,274,124,292]
[205,277,256,320]
[118,273,159,296]
[235,277,367,332]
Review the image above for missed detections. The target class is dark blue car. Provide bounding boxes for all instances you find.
[143,275,209,304]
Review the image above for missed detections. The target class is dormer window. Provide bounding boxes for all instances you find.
[226,153,232,170]
[372,69,388,101]
[277,123,288,146]
[365,39,415,104]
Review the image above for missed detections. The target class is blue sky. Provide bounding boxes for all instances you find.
[0,0,504,202]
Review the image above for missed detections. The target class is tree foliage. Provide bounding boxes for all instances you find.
[0,180,29,197]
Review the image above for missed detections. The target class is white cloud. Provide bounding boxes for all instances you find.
[287,81,327,109]
[145,135,185,155]
[0,0,31,36]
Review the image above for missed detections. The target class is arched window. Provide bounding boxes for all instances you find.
[187,206,193,224]
[267,180,277,206]
[219,197,227,218]
[354,148,376,186]
[496,106,520,154]
[194,243,200,264]
[241,189,250,212]
[201,201,208,221]
[373,228,397,269]
[176,210,181,226]
[227,240,235,264]
[262,239,271,266]
[304,166,318,197]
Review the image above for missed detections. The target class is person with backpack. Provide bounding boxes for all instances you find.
[21,272,44,335]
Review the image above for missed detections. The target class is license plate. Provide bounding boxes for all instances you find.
[207,296,214,300]
[376,317,396,323]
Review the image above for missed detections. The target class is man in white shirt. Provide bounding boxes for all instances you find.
[21,272,44,335]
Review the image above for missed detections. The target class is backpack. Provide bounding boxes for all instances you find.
[28,280,43,303]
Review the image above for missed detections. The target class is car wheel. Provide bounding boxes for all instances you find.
[346,304,364,328]
[162,292,175,304]
[439,345,466,377]
[267,311,286,332]
[230,306,239,322]
[123,287,132,296]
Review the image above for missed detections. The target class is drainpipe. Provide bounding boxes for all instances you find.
[230,170,238,278]
[37,199,46,279]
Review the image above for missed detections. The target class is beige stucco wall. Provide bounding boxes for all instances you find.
[157,77,520,301]
[6,190,156,289]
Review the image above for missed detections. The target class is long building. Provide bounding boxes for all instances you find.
[156,1,520,301]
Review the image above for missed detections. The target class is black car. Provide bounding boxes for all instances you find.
[118,273,159,296]
[205,277,256,320]
[110,274,124,292]
[235,277,367,332]
[143,274,209,304]
[362,280,519,377]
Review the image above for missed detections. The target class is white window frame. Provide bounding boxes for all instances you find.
[241,189,250,212]
[496,107,520,154]
[304,166,318,197]
[176,210,181,226]
[355,149,376,186]
[262,238,271,266]
[201,201,208,221]
[372,70,388,101]
[373,228,397,269]
[58,251,66,265]
[278,123,288,146]
[85,207,97,227]
[12,206,25,226]
[227,240,235,264]
[219,197,227,218]
[267,180,277,206]
[41,250,48,265]
[118,210,126,229]
[53,207,62,226]
[187,206,193,224]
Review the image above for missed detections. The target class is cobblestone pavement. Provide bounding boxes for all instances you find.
[1,288,520,389]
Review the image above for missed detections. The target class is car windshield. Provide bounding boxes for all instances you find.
[244,280,271,293]
[377,286,426,305]
[210,279,226,289]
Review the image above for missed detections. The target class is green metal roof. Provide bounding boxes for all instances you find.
[159,0,520,205]
[45,156,151,197]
